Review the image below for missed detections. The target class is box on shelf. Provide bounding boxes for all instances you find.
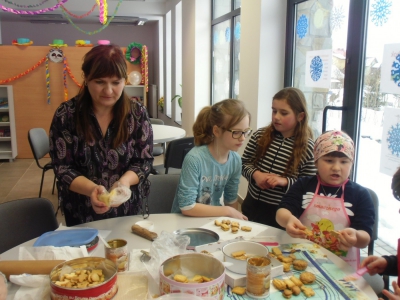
[0,98,8,108]
[0,129,4,137]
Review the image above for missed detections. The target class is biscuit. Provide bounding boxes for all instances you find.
[289,276,303,287]
[283,289,293,299]
[214,220,222,226]
[232,250,246,257]
[291,285,301,296]
[283,263,291,272]
[271,247,282,256]
[241,226,252,232]
[231,221,240,227]
[173,274,188,283]
[284,279,295,289]
[272,278,286,291]
[300,272,316,284]
[301,285,315,297]
[293,259,308,271]
[231,227,238,233]
[232,286,246,295]
[280,256,294,264]
[221,223,230,231]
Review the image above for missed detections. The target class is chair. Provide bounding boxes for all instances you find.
[150,118,165,155]
[28,128,56,197]
[164,137,195,174]
[0,198,59,254]
[146,174,180,213]
[361,188,389,297]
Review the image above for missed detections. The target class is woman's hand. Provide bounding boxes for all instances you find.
[360,256,388,275]
[285,215,307,238]
[380,281,400,300]
[90,185,110,214]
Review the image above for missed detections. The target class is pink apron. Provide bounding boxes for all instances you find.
[299,178,359,270]
[397,239,400,286]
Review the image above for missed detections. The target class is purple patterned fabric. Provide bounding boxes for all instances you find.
[49,97,154,226]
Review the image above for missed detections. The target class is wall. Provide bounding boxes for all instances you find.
[0,46,141,158]
[0,20,159,90]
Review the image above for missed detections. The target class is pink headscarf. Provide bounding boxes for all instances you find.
[313,130,354,162]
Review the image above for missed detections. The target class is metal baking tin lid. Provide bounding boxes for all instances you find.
[173,228,219,250]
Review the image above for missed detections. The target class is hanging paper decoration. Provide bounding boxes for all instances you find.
[45,55,51,104]
[96,0,108,24]
[61,3,97,19]
[0,0,68,14]
[60,0,123,35]
[126,42,142,64]
[48,48,64,63]
[64,57,82,88]
[141,45,149,92]
[0,56,46,84]
[4,0,50,8]
[63,57,68,101]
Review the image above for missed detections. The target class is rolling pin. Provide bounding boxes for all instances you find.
[131,224,158,241]
[0,260,65,280]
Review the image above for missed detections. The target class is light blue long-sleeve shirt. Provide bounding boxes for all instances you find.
[171,145,241,213]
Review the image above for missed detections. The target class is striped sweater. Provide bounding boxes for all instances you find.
[242,128,316,205]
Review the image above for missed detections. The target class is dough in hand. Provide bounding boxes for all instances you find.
[98,189,117,206]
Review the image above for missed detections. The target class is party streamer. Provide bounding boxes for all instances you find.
[4,0,50,8]
[0,56,46,84]
[45,56,51,104]
[61,3,97,19]
[1,0,68,14]
[60,0,122,35]
[63,57,68,101]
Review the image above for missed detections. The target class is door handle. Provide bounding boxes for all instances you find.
[322,106,346,132]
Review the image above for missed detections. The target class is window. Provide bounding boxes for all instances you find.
[211,0,241,104]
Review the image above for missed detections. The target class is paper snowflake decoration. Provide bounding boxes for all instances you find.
[391,54,400,87]
[370,0,392,26]
[331,5,345,31]
[310,56,323,81]
[387,123,400,157]
[234,22,241,41]
[297,14,308,39]
[225,27,231,43]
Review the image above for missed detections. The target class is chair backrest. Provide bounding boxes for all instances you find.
[147,174,180,213]
[164,137,195,173]
[28,128,50,164]
[366,187,379,255]
[0,198,58,254]
[150,118,164,125]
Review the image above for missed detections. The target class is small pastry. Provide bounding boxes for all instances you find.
[241,226,252,232]
[271,247,282,256]
[283,289,293,299]
[291,285,301,296]
[301,285,315,297]
[300,271,316,284]
[214,220,222,226]
[293,259,308,271]
[232,286,246,295]
[231,250,246,257]
[272,278,286,291]
[289,276,303,287]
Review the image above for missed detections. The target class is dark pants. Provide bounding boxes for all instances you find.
[241,193,284,230]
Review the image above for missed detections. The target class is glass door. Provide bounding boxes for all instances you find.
[356,0,400,249]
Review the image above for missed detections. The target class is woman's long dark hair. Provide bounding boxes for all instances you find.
[75,44,130,148]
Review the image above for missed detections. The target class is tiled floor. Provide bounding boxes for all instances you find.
[0,157,397,292]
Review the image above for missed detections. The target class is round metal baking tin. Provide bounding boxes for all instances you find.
[173,228,219,250]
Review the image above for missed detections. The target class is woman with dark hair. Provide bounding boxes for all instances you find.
[49,44,153,226]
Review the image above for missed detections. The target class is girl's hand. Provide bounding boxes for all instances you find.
[285,216,307,239]
[361,256,388,275]
[338,228,357,248]
[253,171,272,190]
[264,173,288,188]
[226,206,248,220]
[90,185,110,214]
[380,281,400,300]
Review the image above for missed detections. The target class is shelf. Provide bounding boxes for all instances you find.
[0,108,9,113]
[0,137,11,141]
[0,122,10,126]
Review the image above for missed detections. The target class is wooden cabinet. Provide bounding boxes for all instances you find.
[124,85,147,107]
[0,85,17,161]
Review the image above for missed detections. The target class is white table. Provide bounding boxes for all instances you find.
[152,124,186,144]
[1,214,378,299]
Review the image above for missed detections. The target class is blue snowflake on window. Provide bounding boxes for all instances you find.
[331,5,345,31]
[391,54,400,87]
[297,14,308,39]
[213,31,219,45]
[234,22,241,41]
[225,27,231,43]
[310,56,323,81]
[371,0,392,26]
[387,123,400,157]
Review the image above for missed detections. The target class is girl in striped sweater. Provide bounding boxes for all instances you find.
[241,87,316,228]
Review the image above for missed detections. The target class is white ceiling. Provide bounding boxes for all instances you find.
[0,0,168,24]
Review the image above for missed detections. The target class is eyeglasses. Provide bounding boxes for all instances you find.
[226,128,253,139]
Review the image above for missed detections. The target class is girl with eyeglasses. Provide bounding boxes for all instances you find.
[170,99,251,219]
[241,87,316,228]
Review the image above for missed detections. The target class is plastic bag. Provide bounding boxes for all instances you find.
[142,231,190,284]
[99,182,132,207]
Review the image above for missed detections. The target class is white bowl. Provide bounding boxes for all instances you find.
[222,241,269,275]
[135,220,154,231]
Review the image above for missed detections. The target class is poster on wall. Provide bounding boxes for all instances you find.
[380,43,400,95]
[305,49,332,89]
[380,107,400,176]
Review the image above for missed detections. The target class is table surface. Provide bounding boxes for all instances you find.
[152,124,186,144]
[1,214,378,299]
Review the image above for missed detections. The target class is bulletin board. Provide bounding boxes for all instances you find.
[0,46,142,158]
